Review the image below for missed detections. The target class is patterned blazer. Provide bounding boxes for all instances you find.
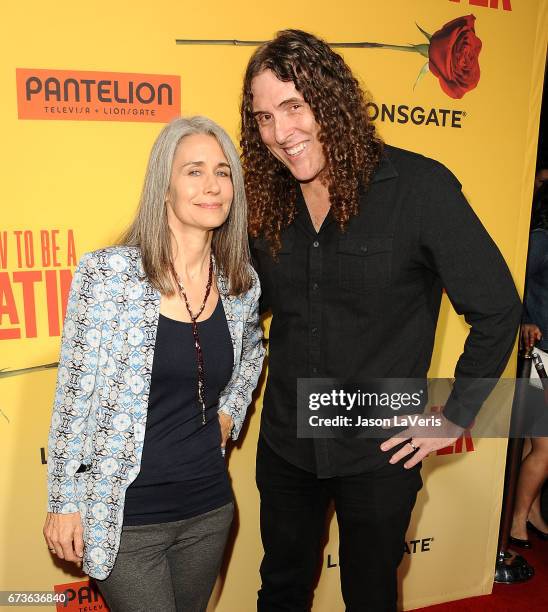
[47,246,265,579]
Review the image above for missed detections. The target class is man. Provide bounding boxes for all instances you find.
[240,29,521,611]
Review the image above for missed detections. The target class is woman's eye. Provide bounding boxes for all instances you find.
[257,114,272,125]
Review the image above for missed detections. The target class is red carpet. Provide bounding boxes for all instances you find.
[412,538,548,611]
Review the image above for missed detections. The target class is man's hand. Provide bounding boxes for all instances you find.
[380,413,464,469]
[218,412,233,451]
[43,511,84,565]
[521,324,542,350]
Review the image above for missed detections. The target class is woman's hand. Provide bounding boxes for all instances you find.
[521,324,542,349]
[43,511,84,566]
[218,412,233,451]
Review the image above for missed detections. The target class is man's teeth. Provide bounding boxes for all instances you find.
[285,143,307,156]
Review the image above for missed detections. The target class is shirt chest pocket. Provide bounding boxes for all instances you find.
[337,235,393,294]
[253,233,297,289]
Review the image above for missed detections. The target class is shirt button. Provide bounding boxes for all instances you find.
[360,245,368,253]
[312,366,318,375]
[312,282,319,291]
[313,241,320,248]
[311,327,318,335]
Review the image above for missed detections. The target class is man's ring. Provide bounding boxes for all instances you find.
[409,441,417,451]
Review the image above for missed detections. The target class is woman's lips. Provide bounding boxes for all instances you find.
[195,202,222,209]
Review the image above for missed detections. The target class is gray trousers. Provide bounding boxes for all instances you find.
[96,503,233,612]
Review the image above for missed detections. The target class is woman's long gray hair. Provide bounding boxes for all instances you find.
[120,116,252,296]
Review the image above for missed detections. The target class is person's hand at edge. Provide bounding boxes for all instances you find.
[43,511,84,566]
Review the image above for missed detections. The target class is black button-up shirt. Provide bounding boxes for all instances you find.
[252,145,521,477]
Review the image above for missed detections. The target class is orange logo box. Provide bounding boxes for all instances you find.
[16,68,180,123]
[54,579,109,611]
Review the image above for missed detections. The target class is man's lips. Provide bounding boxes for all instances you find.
[282,141,308,157]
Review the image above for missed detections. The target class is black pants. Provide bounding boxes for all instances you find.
[256,436,422,612]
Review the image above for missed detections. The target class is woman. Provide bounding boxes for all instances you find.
[43,116,265,611]
[510,175,548,548]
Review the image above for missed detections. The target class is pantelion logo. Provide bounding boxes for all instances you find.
[16,69,180,123]
[53,580,108,611]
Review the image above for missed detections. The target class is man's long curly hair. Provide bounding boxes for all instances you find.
[241,29,383,254]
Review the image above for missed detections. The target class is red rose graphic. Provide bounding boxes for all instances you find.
[428,14,482,99]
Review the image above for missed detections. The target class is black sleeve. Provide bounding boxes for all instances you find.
[418,163,522,427]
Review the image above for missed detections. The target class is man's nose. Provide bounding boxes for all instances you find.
[274,116,294,145]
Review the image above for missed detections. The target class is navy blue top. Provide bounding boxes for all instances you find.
[123,298,234,525]
[522,229,548,351]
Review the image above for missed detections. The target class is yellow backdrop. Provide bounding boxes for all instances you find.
[1,0,547,610]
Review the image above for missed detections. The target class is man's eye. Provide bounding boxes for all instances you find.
[290,104,301,111]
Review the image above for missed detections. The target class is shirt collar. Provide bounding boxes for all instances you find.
[370,153,399,184]
[293,151,398,231]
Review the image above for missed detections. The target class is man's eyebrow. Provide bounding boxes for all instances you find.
[252,97,304,116]
[279,97,304,108]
